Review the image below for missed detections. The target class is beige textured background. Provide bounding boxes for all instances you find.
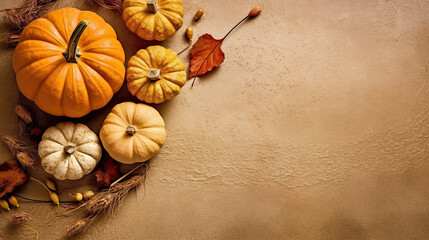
[1,0,429,239]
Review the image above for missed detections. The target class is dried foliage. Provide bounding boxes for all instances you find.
[0,160,27,198]
[1,0,58,47]
[93,157,121,187]
[86,0,124,12]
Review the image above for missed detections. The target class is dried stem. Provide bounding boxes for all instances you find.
[66,164,147,236]
[1,135,36,156]
[1,0,58,47]
[29,177,51,194]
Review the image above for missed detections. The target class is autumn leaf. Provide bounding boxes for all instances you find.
[0,160,27,198]
[93,157,121,188]
[189,34,225,79]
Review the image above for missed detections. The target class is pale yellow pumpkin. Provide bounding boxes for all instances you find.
[127,45,186,104]
[38,122,102,180]
[123,0,184,41]
[100,102,166,164]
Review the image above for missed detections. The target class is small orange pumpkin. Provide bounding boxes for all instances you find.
[12,8,125,118]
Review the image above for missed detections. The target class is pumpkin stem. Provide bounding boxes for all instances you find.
[64,144,76,154]
[62,20,89,63]
[146,0,159,13]
[126,125,137,136]
[147,69,161,81]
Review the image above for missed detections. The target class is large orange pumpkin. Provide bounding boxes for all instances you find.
[12,8,125,118]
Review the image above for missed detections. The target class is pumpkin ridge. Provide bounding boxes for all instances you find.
[74,143,101,159]
[42,16,69,45]
[79,56,123,92]
[15,55,64,80]
[158,80,176,99]
[103,113,129,128]
[23,19,67,47]
[41,126,67,143]
[159,9,183,28]
[44,8,80,45]
[133,79,151,97]
[76,61,108,110]
[135,51,152,68]
[73,151,96,173]
[160,73,185,86]
[79,38,125,61]
[32,63,67,116]
[56,123,72,142]
[123,6,146,22]
[70,154,85,175]
[41,139,64,150]
[70,121,81,142]
[39,147,62,160]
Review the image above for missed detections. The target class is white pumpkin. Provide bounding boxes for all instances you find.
[38,122,102,180]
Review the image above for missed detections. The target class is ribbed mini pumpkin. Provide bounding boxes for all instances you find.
[126,45,186,103]
[100,102,166,164]
[38,122,102,180]
[12,8,125,118]
[123,0,184,41]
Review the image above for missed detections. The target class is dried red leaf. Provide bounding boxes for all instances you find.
[0,160,27,198]
[189,33,225,79]
[93,157,120,187]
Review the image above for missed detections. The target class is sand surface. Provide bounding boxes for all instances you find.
[1,0,429,239]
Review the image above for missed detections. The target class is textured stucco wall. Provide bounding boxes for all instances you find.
[1,0,429,239]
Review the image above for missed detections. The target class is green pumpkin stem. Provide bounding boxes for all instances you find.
[62,20,89,63]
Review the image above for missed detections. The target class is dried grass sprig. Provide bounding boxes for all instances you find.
[86,0,124,12]
[1,0,58,47]
[15,105,32,125]
[67,216,95,237]
[1,211,39,239]
[66,164,147,237]
[15,105,34,137]
[10,212,30,225]
[1,135,37,168]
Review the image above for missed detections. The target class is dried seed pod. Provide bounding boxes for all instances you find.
[10,212,30,224]
[16,152,36,168]
[46,179,56,191]
[15,105,32,125]
[83,191,94,199]
[75,193,83,202]
[8,196,19,207]
[193,9,204,22]
[248,6,262,17]
[186,27,193,40]
[67,219,88,237]
[0,199,10,211]
[50,192,59,205]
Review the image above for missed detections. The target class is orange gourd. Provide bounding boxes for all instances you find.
[12,8,125,118]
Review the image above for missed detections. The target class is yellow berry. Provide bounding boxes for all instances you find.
[8,196,19,207]
[83,191,94,199]
[0,199,10,211]
[75,193,83,202]
[186,27,193,41]
[50,192,59,205]
[193,9,204,22]
[46,179,56,191]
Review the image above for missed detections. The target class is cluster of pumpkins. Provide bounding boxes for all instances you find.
[12,0,186,180]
